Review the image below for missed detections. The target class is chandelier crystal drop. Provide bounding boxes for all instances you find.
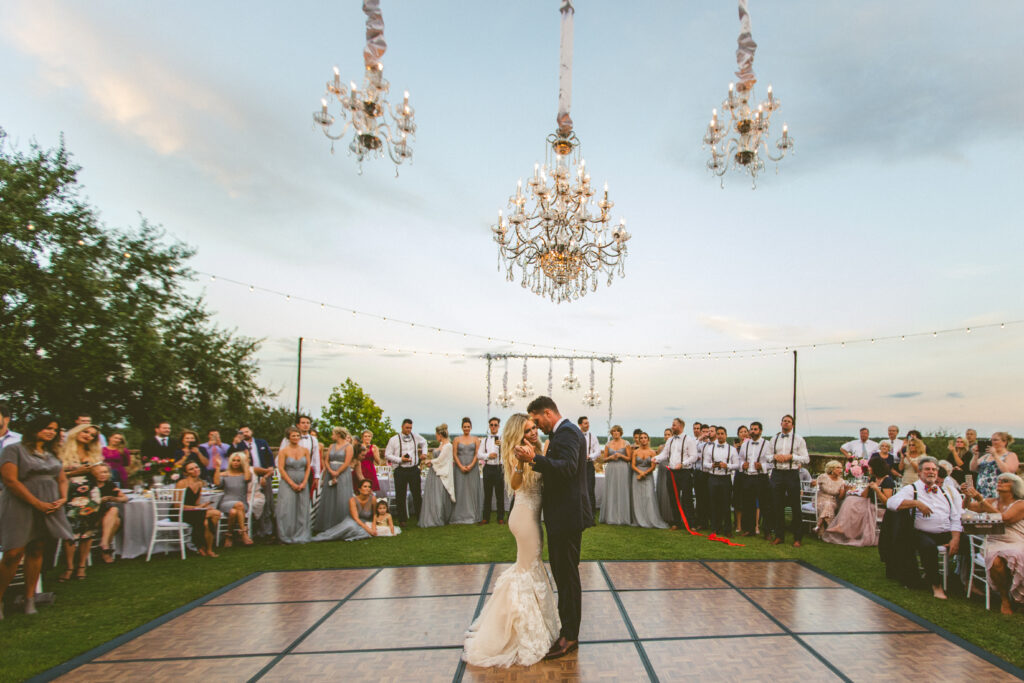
[514,358,534,398]
[702,0,793,188]
[312,0,415,174]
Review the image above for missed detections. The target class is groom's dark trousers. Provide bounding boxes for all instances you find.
[547,528,583,639]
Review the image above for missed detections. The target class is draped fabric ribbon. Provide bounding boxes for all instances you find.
[362,0,387,68]
[669,472,745,547]
[557,0,575,135]
[734,0,758,88]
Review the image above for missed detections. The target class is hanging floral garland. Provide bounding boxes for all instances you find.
[582,358,601,406]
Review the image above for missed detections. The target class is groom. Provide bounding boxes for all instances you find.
[516,396,593,660]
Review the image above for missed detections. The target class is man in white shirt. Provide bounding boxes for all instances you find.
[654,418,698,530]
[840,428,880,460]
[770,414,810,547]
[883,425,903,462]
[577,417,602,519]
[738,421,773,538]
[478,417,505,525]
[693,424,714,529]
[0,403,21,451]
[385,419,428,525]
[705,427,741,536]
[887,456,962,600]
[280,416,321,500]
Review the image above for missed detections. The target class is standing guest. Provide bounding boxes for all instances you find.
[822,457,893,547]
[897,429,923,457]
[841,428,880,460]
[705,427,740,537]
[477,417,505,525]
[315,427,355,533]
[280,416,320,499]
[356,430,382,492]
[386,419,429,525]
[770,415,810,547]
[971,432,1019,499]
[58,423,103,581]
[738,421,773,538]
[654,418,698,530]
[74,414,107,447]
[693,424,715,530]
[887,457,961,600]
[140,421,174,464]
[350,443,366,489]
[200,429,230,480]
[815,461,848,537]
[962,473,1024,614]
[946,436,970,484]
[176,461,222,557]
[92,463,127,563]
[631,432,668,529]
[692,422,703,440]
[420,424,455,527]
[449,417,482,525]
[313,479,377,542]
[965,428,979,457]
[882,425,903,462]
[0,403,22,452]
[276,427,312,544]
[600,425,633,525]
[732,425,750,533]
[214,452,254,546]
[578,417,602,519]
[174,430,208,479]
[898,436,927,486]
[0,415,72,618]
[655,427,676,525]
[231,425,276,539]
[873,441,897,470]
[102,433,132,487]
[374,499,401,536]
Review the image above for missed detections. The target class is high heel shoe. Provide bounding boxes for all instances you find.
[58,569,73,583]
[75,567,87,581]
[24,597,37,615]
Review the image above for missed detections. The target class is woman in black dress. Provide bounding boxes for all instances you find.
[175,461,222,557]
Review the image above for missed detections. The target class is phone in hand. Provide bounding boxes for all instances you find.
[965,474,974,489]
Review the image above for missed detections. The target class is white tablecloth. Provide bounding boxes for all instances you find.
[115,490,223,559]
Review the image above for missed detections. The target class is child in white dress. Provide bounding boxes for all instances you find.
[374,499,401,537]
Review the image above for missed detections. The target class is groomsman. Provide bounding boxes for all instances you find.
[770,414,810,547]
[739,421,773,538]
[654,418,699,529]
[705,427,740,536]
[385,419,428,525]
[693,424,714,529]
[578,417,602,517]
[478,417,504,524]
[232,425,276,538]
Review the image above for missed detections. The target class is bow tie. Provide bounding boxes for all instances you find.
[925,485,938,494]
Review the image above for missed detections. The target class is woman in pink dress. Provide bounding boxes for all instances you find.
[963,473,1024,615]
[354,430,381,492]
[102,433,132,486]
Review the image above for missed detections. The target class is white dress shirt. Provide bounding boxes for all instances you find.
[477,433,501,465]
[842,438,880,459]
[704,441,741,475]
[280,434,321,477]
[885,438,904,457]
[385,432,427,467]
[770,431,809,470]
[739,438,772,474]
[581,430,603,463]
[887,480,962,534]
[654,434,699,469]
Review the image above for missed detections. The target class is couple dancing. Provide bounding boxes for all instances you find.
[463,396,593,668]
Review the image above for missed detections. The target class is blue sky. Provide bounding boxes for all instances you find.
[1,0,1021,437]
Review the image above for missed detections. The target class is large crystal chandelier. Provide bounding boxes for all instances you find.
[312,0,415,174]
[491,1,630,304]
[702,0,793,188]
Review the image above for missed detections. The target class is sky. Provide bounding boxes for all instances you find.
[1,0,1021,438]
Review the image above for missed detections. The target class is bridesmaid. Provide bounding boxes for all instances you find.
[601,425,633,525]
[102,433,131,486]
[451,418,482,524]
[354,430,381,492]
[313,479,377,542]
[631,432,668,528]
[276,427,312,544]
[214,451,254,546]
[420,423,455,527]
[316,427,355,532]
[655,428,675,524]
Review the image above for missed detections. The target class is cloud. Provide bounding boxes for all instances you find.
[696,314,806,343]
[885,392,922,399]
[946,392,965,399]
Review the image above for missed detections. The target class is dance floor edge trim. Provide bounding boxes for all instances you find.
[31,560,1024,683]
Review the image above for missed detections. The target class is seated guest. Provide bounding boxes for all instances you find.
[313,479,377,541]
[102,433,132,486]
[174,430,209,481]
[823,458,893,547]
[887,457,961,599]
[374,499,401,536]
[214,452,254,546]
[936,461,963,502]
[872,440,896,470]
[92,463,128,563]
[962,473,1024,614]
[815,461,848,536]
[176,461,222,557]
[897,436,926,486]
[841,427,880,461]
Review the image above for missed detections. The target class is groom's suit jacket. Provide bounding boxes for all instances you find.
[531,419,594,535]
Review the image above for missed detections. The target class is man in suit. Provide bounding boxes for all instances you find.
[140,420,174,463]
[232,425,277,538]
[515,396,593,660]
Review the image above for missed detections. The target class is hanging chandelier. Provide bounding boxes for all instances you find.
[491,0,630,304]
[312,0,415,174]
[495,358,515,408]
[581,358,601,407]
[702,0,793,188]
[562,358,581,392]
[514,358,534,398]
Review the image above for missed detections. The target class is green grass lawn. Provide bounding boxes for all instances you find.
[1,521,1021,681]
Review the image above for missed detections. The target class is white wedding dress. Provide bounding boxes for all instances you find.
[462,472,560,668]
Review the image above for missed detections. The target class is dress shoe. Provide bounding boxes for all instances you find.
[544,637,578,660]
[497,519,505,525]
[771,537,783,545]
[792,540,802,548]
[477,520,489,526]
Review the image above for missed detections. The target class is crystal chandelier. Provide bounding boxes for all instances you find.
[514,358,534,398]
[702,0,793,188]
[312,0,415,174]
[491,0,630,304]
[562,358,581,392]
[495,358,515,408]
[581,359,601,407]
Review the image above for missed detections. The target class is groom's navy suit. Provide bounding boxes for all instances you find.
[530,418,593,641]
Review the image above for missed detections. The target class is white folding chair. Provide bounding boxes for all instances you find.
[965,534,991,610]
[937,545,950,592]
[800,487,817,532]
[147,487,190,561]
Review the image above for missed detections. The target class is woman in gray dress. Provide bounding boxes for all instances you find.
[601,425,634,525]
[214,451,253,546]
[420,424,455,527]
[315,427,355,533]
[313,479,376,541]
[655,428,675,523]
[631,432,669,529]
[451,419,483,525]
[0,415,73,618]
[275,427,312,544]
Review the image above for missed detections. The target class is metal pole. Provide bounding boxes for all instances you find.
[792,350,798,427]
[296,337,303,422]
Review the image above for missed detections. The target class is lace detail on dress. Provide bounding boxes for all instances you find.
[513,473,542,512]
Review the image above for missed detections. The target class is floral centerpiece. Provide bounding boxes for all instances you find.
[844,457,869,482]
[142,456,178,486]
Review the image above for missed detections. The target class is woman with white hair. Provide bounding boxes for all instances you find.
[962,472,1024,615]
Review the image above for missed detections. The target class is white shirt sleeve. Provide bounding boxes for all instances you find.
[793,435,810,466]
[887,483,915,512]
[728,445,741,471]
[682,437,700,468]
[384,436,401,465]
[587,433,602,462]
[417,434,428,456]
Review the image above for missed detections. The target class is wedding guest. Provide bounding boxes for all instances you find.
[897,429,923,457]
[631,432,668,529]
[579,417,602,518]
[971,432,1019,499]
[374,499,400,536]
[231,425,275,539]
[101,432,132,487]
[280,416,320,499]
[732,425,750,533]
[946,435,970,484]
[692,422,703,439]
[313,479,377,541]
[140,420,174,464]
[59,423,103,581]
[387,419,428,525]
[201,429,230,479]
[873,440,896,470]
[966,428,979,457]
[174,430,208,479]
[898,436,926,486]
[962,473,1024,614]
[74,414,107,447]
[738,421,773,538]
[176,461,222,557]
[0,404,21,453]
[841,428,880,460]
[0,415,71,618]
[477,417,505,525]
[276,427,312,544]
[705,427,740,537]
[815,461,847,537]
[883,425,903,461]
[446,418,482,525]
[693,424,714,530]
[420,424,455,527]
[822,457,892,547]
[315,427,354,533]
[888,457,961,599]
[356,430,381,492]
[92,463,127,563]
[771,415,810,547]
[214,452,254,546]
[654,418,698,530]
[600,425,633,525]
[655,427,676,524]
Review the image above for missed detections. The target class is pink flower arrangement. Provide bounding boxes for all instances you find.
[844,458,869,478]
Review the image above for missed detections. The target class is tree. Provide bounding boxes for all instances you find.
[0,127,275,432]
[318,378,395,448]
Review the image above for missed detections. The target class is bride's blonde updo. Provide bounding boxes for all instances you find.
[436,423,448,439]
[501,413,539,494]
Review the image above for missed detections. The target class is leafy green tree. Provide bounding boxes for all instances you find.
[318,378,395,448]
[0,128,275,432]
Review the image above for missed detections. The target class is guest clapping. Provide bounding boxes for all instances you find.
[176,462,222,557]
[962,473,1024,614]
[214,452,253,546]
[92,463,128,563]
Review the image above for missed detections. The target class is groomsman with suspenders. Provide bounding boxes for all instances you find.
[738,421,773,538]
[478,417,505,525]
[693,424,714,529]
[654,418,699,530]
[705,427,741,536]
[770,414,810,547]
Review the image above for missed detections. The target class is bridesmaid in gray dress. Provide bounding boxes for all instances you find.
[315,427,354,533]
[655,428,676,523]
[313,479,376,541]
[275,427,312,544]
[451,421,483,525]
[601,425,634,525]
[631,433,669,528]
[214,452,254,545]
[420,424,455,527]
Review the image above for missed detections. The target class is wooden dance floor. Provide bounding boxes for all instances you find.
[44,561,1022,682]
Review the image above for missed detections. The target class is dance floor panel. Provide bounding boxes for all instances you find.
[46,561,1023,682]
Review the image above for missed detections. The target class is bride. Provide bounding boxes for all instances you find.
[462,413,560,668]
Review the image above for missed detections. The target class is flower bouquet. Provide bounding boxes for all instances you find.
[844,457,869,483]
[142,456,178,486]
